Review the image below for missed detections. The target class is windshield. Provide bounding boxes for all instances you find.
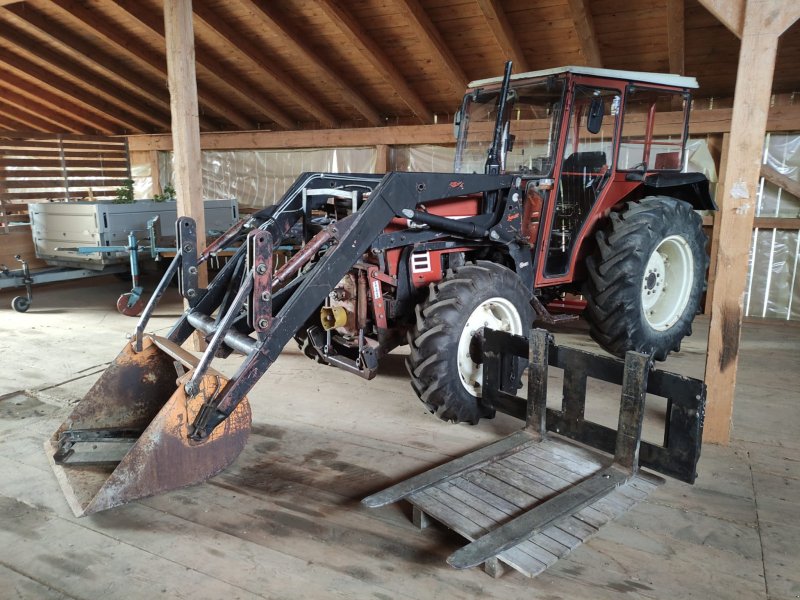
[454,78,566,177]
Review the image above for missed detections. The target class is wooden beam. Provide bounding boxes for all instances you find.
[0,4,218,131]
[0,66,117,134]
[567,0,603,67]
[704,133,729,315]
[192,3,337,127]
[475,0,529,71]
[164,0,206,278]
[315,0,433,124]
[0,22,168,131]
[0,101,62,132]
[697,0,744,37]
[0,46,152,133]
[760,163,800,199]
[395,0,468,97]
[666,0,685,75]
[42,0,250,130]
[109,0,291,130]
[0,86,86,134]
[0,113,44,133]
[703,0,800,445]
[374,145,390,174]
[237,0,383,126]
[128,102,800,153]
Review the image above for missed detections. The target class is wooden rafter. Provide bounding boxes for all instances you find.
[666,0,684,74]
[566,0,603,67]
[237,0,383,126]
[395,0,468,97]
[109,0,293,130]
[475,0,529,72]
[0,46,152,133]
[0,22,166,131]
[0,113,36,132]
[42,0,251,130]
[192,3,337,127]
[316,0,434,124]
[0,66,118,134]
[0,100,60,132]
[0,4,215,132]
[0,87,87,134]
[697,0,744,37]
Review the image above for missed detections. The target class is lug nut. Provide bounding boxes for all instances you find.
[261,291,271,302]
[188,266,198,275]
[256,263,267,275]
[258,318,269,329]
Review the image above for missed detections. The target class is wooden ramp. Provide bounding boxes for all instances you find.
[364,329,704,578]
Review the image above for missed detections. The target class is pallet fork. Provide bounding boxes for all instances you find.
[363,328,705,577]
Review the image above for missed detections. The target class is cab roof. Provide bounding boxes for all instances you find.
[469,66,699,90]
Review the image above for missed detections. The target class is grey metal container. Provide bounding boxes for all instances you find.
[30,199,239,269]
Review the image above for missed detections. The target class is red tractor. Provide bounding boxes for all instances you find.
[49,63,713,515]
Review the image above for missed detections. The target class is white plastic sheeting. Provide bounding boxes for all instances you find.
[391,138,717,181]
[158,147,377,209]
[744,133,800,320]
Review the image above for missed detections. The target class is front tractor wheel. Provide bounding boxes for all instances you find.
[406,261,533,424]
[584,197,707,361]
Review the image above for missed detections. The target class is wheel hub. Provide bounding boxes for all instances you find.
[457,297,523,397]
[641,235,694,331]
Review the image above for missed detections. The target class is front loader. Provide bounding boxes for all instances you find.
[48,62,714,516]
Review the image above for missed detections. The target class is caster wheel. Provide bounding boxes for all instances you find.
[116,293,145,317]
[11,296,30,313]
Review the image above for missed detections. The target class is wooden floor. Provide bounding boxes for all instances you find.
[0,276,798,599]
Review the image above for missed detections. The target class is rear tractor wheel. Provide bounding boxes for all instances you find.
[406,261,533,424]
[583,197,707,361]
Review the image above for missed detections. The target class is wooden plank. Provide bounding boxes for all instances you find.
[0,150,127,159]
[666,0,685,74]
[694,0,743,38]
[127,103,800,153]
[112,0,288,129]
[48,0,250,131]
[395,0,468,97]
[362,430,535,507]
[1,178,128,189]
[192,3,336,128]
[475,0,529,71]
[753,217,800,230]
[703,1,800,445]
[760,163,800,200]
[0,159,128,170]
[238,0,382,127]
[567,0,603,67]
[316,0,433,124]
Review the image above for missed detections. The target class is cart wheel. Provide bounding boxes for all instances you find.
[116,293,145,317]
[11,296,30,313]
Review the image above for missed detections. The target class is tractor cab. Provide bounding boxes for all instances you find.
[454,66,709,287]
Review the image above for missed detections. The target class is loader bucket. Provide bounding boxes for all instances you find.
[46,335,251,517]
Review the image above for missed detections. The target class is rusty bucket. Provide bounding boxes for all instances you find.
[46,335,251,517]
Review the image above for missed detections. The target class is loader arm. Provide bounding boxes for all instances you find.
[179,171,515,438]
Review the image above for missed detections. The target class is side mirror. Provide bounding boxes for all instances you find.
[587,95,604,134]
[453,109,462,140]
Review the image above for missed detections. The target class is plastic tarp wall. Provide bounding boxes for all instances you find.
[391,138,717,184]
[158,148,377,209]
[744,133,800,320]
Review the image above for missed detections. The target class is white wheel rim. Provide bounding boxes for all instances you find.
[641,235,694,331]
[457,297,524,397]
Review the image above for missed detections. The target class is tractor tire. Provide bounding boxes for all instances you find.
[583,196,707,361]
[406,261,533,424]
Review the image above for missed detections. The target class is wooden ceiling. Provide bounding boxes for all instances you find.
[0,0,797,135]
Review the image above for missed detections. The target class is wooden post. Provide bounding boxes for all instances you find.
[149,150,162,196]
[164,0,207,349]
[702,1,800,444]
[704,133,728,315]
[374,144,390,174]
[164,0,206,267]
